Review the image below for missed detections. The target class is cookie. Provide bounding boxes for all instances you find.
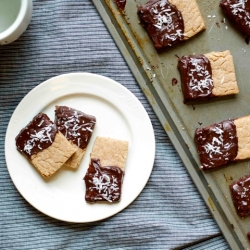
[220,0,250,37]
[194,115,250,170]
[230,174,250,218]
[16,113,76,178]
[137,0,205,50]
[55,106,96,169]
[84,136,129,202]
[178,50,239,102]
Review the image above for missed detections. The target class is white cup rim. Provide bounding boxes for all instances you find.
[0,0,32,42]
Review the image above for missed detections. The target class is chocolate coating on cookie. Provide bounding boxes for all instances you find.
[16,113,58,158]
[220,0,250,36]
[247,231,250,240]
[84,158,124,202]
[115,0,126,11]
[178,54,214,102]
[55,106,96,150]
[230,174,250,217]
[195,119,238,170]
[137,0,184,49]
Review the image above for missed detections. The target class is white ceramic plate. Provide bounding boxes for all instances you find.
[5,73,155,223]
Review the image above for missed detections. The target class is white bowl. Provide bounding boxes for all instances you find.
[0,0,33,45]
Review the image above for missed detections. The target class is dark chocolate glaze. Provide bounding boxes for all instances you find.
[84,158,124,202]
[115,0,126,11]
[172,78,178,86]
[137,0,184,49]
[230,174,250,217]
[55,106,96,150]
[247,231,250,240]
[178,54,214,102]
[220,0,250,36]
[15,113,57,158]
[194,119,238,170]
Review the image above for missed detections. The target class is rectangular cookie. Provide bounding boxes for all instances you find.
[84,136,129,202]
[15,113,76,178]
[177,50,239,103]
[230,174,250,218]
[220,0,250,37]
[55,106,96,169]
[137,0,205,50]
[194,115,250,170]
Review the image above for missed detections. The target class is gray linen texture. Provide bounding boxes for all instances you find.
[0,0,229,249]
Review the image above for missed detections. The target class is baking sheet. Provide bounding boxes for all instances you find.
[93,0,250,249]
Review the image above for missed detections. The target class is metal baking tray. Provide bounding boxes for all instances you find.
[93,0,250,249]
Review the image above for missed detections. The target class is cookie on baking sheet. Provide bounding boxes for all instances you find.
[84,136,129,202]
[55,106,96,169]
[230,174,250,218]
[137,0,205,50]
[220,0,250,37]
[15,113,76,178]
[178,50,239,103]
[194,115,250,170]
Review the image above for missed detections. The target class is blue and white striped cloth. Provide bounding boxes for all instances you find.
[0,1,229,249]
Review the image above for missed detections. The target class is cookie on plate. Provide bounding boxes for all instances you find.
[84,136,129,202]
[15,113,76,178]
[178,50,239,103]
[55,106,96,169]
[137,0,206,50]
[194,115,250,170]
